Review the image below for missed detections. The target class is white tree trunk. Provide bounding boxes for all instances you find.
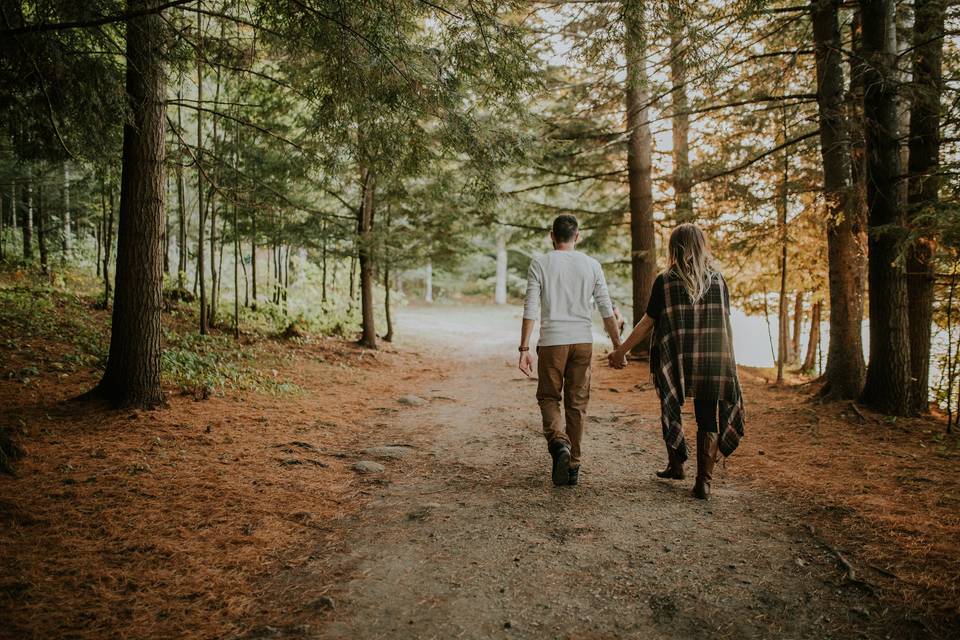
[494,234,507,305]
[425,259,433,302]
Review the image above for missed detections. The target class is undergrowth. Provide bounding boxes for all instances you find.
[161,329,299,397]
[0,268,305,397]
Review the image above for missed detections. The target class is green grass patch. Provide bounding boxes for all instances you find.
[1,274,299,397]
[161,329,300,397]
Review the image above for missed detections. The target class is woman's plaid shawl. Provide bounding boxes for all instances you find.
[650,270,744,463]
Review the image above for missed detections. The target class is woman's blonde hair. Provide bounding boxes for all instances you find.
[668,223,716,304]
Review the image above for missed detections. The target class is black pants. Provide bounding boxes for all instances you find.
[693,398,719,433]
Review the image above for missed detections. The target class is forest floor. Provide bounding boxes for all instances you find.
[1,282,959,639]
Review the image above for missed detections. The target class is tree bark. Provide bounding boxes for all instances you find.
[97,176,105,279]
[791,290,803,363]
[624,0,656,354]
[37,182,48,274]
[233,119,240,339]
[250,208,257,308]
[357,169,377,349]
[10,182,17,239]
[163,172,171,275]
[906,0,945,414]
[321,219,328,303]
[348,251,357,309]
[216,214,226,315]
[776,111,789,385]
[0,185,6,261]
[668,0,693,223]
[62,163,71,264]
[102,171,115,304]
[802,298,822,373]
[810,0,867,398]
[208,48,222,327]
[93,0,166,408]
[383,204,394,342]
[282,244,290,313]
[175,91,187,289]
[95,199,102,277]
[859,0,913,416]
[22,179,33,261]
[195,0,207,335]
[494,232,508,305]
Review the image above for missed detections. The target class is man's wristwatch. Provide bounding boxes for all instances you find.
[518,346,530,352]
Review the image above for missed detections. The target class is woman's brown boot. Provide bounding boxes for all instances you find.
[656,445,685,480]
[692,431,718,499]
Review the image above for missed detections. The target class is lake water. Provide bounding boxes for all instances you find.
[397,304,953,402]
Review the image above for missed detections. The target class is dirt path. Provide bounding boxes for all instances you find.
[311,306,935,640]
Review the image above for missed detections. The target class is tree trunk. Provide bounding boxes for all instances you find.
[233,204,239,338]
[102,172,115,304]
[163,172,171,275]
[196,0,208,335]
[425,259,433,302]
[321,219,328,303]
[494,232,508,305]
[383,203,394,342]
[37,182,48,274]
[762,291,777,365]
[776,104,791,384]
[93,0,166,408]
[906,0,945,414]
[0,185,6,261]
[208,190,218,324]
[810,0,867,398]
[250,209,257,308]
[239,245,249,307]
[95,200,102,277]
[10,182,17,239]
[175,91,187,289]
[22,179,33,261]
[859,0,913,416]
[208,19,223,326]
[383,263,393,342]
[357,170,377,349]
[624,0,656,354]
[802,298,822,373]
[62,163,71,264]
[233,119,240,338]
[273,234,280,305]
[283,244,290,314]
[791,290,803,363]
[215,214,226,316]
[348,251,357,308]
[668,0,693,223]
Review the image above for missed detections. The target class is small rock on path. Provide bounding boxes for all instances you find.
[363,446,412,459]
[352,460,385,474]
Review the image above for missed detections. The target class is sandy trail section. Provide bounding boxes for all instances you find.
[309,305,935,640]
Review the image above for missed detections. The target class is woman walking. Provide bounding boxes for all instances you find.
[608,224,744,499]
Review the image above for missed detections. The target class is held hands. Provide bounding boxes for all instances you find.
[607,347,627,369]
[518,350,534,377]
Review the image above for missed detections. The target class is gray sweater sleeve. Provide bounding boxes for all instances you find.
[522,259,541,320]
[593,261,614,319]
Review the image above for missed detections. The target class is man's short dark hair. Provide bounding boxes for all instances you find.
[552,215,579,243]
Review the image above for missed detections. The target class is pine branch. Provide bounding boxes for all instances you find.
[0,0,195,36]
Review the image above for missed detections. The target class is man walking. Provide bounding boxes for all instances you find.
[518,215,623,486]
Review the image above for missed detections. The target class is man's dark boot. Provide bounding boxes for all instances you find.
[656,445,685,480]
[549,440,571,487]
[568,466,579,486]
[693,431,719,499]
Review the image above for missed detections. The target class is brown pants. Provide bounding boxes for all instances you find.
[536,343,592,468]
